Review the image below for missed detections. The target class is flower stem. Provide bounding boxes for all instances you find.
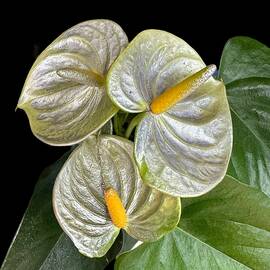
[125,113,146,139]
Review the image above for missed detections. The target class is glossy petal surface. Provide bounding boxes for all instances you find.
[18,20,128,145]
[136,80,232,197]
[107,30,232,196]
[107,30,204,112]
[53,135,180,257]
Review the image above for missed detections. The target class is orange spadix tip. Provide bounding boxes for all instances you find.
[104,188,127,229]
[150,64,217,114]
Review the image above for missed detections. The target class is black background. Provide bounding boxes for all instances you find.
[1,3,269,266]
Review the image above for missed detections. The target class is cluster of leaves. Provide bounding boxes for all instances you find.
[2,19,270,269]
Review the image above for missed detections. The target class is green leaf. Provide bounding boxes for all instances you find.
[117,231,138,256]
[36,233,121,270]
[107,30,232,197]
[219,36,270,84]
[219,37,270,196]
[53,135,180,258]
[1,153,67,270]
[116,176,270,269]
[1,152,121,270]
[17,20,128,146]
[115,228,249,270]
[180,175,270,269]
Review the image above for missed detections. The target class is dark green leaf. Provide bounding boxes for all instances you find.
[1,153,68,270]
[219,37,270,196]
[226,78,270,196]
[219,36,270,84]
[118,231,138,256]
[38,233,121,270]
[1,152,120,270]
[115,176,270,269]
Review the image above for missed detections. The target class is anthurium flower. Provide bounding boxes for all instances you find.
[53,135,180,257]
[17,20,128,145]
[107,30,233,197]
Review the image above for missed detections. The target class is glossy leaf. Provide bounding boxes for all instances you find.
[219,36,270,84]
[37,233,122,270]
[17,20,128,146]
[117,231,138,256]
[116,228,250,270]
[115,176,270,269]
[53,135,180,257]
[107,30,232,197]
[180,175,270,269]
[1,152,120,270]
[219,37,270,196]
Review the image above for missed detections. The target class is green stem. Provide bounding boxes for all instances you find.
[113,114,121,136]
[125,113,146,139]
